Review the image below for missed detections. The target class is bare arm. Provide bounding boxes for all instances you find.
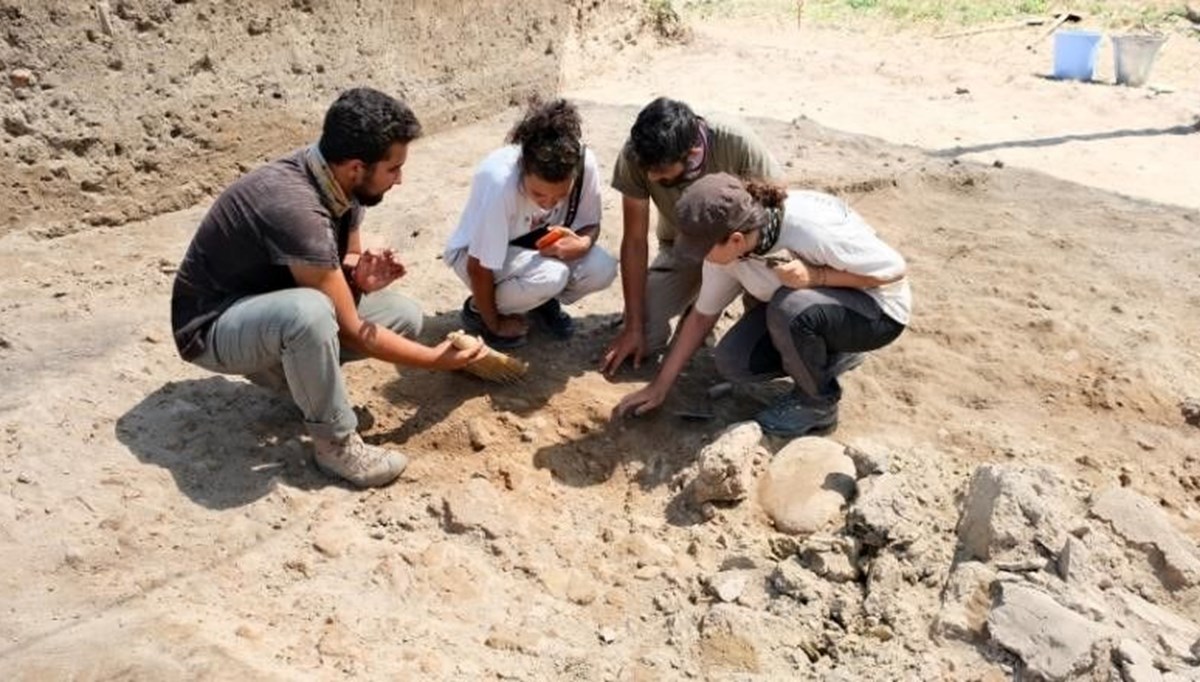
[774,261,906,290]
[612,309,719,418]
[601,196,652,375]
[618,196,651,326]
[289,264,481,369]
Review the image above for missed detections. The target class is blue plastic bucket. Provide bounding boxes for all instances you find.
[1053,30,1102,81]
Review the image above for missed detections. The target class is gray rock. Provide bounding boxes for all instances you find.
[691,421,765,505]
[758,437,856,535]
[1057,535,1090,584]
[848,473,913,549]
[1091,487,1200,589]
[844,439,890,477]
[799,536,859,583]
[1112,589,1200,662]
[935,561,997,643]
[987,582,1107,681]
[770,558,828,604]
[707,570,751,603]
[862,551,909,629]
[698,604,762,674]
[956,464,1076,565]
[1117,639,1164,682]
[441,477,520,539]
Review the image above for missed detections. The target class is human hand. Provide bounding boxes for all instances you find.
[354,248,407,293]
[773,259,821,289]
[612,383,668,420]
[428,338,490,370]
[488,314,529,339]
[602,326,646,376]
[539,228,591,262]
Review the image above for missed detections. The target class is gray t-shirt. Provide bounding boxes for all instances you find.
[170,148,362,360]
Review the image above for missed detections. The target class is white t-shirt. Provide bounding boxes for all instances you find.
[444,145,602,271]
[693,191,911,325]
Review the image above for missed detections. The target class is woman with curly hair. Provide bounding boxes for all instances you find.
[614,173,910,437]
[444,98,617,348]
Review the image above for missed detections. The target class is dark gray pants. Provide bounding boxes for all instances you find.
[713,287,905,407]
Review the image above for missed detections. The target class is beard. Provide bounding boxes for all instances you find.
[352,187,385,207]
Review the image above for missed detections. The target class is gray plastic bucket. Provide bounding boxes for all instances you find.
[1112,34,1165,87]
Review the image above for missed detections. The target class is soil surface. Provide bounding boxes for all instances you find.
[2,11,1199,681]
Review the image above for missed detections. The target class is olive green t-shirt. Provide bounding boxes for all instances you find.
[610,114,782,243]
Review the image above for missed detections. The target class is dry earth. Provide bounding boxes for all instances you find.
[2,9,1200,682]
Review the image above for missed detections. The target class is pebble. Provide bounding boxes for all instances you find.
[467,417,493,451]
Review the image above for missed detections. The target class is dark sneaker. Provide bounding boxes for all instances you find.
[460,297,526,350]
[755,393,839,438]
[531,298,575,340]
[828,352,866,378]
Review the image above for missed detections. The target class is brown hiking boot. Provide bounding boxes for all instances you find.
[312,433,407,488]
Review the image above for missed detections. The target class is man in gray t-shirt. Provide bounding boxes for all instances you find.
[601,97,782,376]
[171,87,484,489]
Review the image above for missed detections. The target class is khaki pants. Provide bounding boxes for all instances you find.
[643,241,704,351]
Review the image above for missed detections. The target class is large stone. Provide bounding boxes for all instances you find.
[757,437,856,535]
[1091,487,1200,589]
[934,561,997,643]
[956,465,1076,565]
[848,473,914,549]
[987,583,1107,681]
[691,422,766,505]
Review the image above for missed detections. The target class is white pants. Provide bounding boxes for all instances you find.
[449,245,618,315]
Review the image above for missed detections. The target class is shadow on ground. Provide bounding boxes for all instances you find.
[115,376,330,509]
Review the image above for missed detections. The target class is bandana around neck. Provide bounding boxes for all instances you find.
[752,206,782,256]
[681,119,710,182]
[304,144,353,218]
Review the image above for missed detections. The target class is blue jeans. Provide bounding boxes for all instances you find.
[189,288,422,441]
[713,287,905,407]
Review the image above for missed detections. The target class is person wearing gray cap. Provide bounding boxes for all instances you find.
[612,173,910,437]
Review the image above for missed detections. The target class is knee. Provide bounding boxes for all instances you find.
[372,290,425,338]
[767,288,824,334]
[532,259,571,294]
[280,290,337,345]
[579,248,618,290]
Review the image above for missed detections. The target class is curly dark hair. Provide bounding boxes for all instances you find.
[629,97,698,169]
[718,178,787,243]
[506,97,582,183]
[318,87,422,165]
[743,179,787,210]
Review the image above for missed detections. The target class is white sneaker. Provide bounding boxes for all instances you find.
[313,433,407,488]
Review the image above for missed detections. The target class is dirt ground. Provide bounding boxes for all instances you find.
[2,11,1200,681]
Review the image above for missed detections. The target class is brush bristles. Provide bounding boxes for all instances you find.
[447,330,529,384]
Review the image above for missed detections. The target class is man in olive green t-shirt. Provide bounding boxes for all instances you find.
[602,97,782,376]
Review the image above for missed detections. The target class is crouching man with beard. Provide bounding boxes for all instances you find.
[170,87,485,489]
